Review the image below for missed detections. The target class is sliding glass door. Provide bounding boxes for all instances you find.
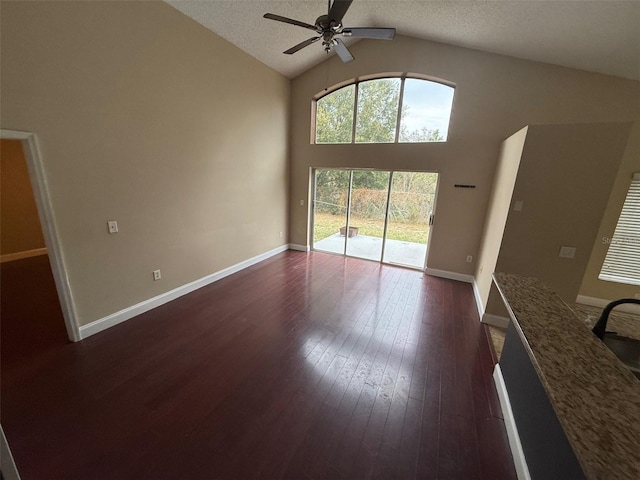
[312,169,438,269]
[345,170,391,261]
[383,172,437,266]
[312,169,350,255]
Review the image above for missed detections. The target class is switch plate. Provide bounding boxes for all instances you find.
[153,270,161,281]
[559,246,576,259]
[107,221,118,234]
[513,200,524,212]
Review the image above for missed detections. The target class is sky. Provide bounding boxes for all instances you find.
[401,79,455,139]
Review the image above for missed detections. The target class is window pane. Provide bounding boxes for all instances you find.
[383,172,437,268]
[315,85,355,144]
[345,170,390,261]
[313,169,350,255]
[355,78,401,143]
[399,79,454,142]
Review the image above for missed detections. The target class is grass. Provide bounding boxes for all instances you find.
[313,212,429,244]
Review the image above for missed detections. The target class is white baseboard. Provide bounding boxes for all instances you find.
[79,244,289,339]
[0,247,47,263]
[576,295,640,315]
[482,313,510,328]
[472,280,485,321]
[288,243,310,252]
[1,424,21,480]
[493,364,531,480]
[425,267,474,284]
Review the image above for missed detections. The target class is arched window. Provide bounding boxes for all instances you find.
[314,76,455,144]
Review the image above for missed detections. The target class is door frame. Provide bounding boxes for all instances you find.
[311,167,440,271]
[1,129,80,342]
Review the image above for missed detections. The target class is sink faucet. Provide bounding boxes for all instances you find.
[592,299,640,339]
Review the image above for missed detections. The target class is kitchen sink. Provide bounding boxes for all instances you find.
[602,333,640,380]
[591,298,640,380]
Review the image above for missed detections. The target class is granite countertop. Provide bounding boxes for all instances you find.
[493,273,640,480]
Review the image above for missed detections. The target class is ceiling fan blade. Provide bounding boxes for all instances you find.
[263,13,318,32]
[342,27,396,40]
[328,0,354,25]
[284,36,321,55]
[332,38,354,63]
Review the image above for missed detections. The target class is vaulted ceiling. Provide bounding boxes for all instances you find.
[166,0,640,80]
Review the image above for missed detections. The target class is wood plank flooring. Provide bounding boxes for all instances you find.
[1,251,516,479]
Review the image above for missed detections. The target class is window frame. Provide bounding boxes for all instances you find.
[598,172,640,286]
[312,75,455,145]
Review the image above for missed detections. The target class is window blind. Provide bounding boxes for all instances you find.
[599,172,640,286]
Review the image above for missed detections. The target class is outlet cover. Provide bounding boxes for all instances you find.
[153,270,161,281]
[559,246,576,259]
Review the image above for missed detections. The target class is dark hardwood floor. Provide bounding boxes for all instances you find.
[1,251,516,480]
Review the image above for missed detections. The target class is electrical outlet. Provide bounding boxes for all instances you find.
[466,255,473,263]
[300,200,304,206]
[280,231,283,238]
[153,270,161,281]
[107,221,118,234]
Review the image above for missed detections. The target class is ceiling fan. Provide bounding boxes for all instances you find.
[263,0,396,63]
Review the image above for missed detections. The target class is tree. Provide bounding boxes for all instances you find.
[355,79,400,143]
[315,85,355,143]
[353,170,390,190]
[399,126,444,142]
[314,169,350,214]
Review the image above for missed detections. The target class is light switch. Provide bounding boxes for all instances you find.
[108,221,119,234]
[513,200,524,212]
[559,246,576,259]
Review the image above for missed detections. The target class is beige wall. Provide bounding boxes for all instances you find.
[1,1,290,326]
[289,36,639,285]
[486,123,631,313]
[579,120,640,300]
[1,139,46,255]
[474,127,527,309]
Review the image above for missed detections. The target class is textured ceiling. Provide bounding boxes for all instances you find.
[166,0,640,80]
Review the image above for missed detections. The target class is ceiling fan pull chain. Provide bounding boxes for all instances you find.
[324,58,330,91]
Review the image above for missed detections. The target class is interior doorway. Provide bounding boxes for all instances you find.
[1,139,69,354]
[0,130,79,342]
[312,168,439,269]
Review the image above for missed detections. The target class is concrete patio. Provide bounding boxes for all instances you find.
[313,233,427,268]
